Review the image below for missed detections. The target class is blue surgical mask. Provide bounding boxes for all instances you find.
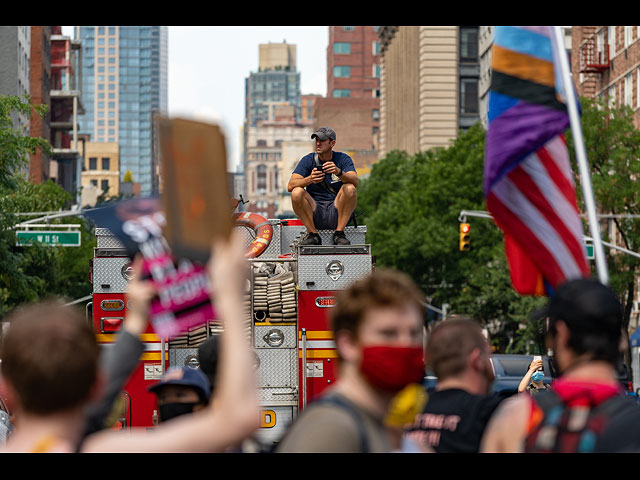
[531,371,544,383]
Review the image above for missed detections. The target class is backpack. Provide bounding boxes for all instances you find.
[524,389,640,453]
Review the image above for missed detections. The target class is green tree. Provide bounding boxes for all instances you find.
[0,95,95,318]
[567,97,640,345]
[358,123,546,352]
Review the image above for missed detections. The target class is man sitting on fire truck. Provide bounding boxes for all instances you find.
[287,126,358,246]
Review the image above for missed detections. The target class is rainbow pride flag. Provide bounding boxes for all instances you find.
[484,26,590,295]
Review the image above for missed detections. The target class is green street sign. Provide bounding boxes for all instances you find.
[16,230,81,247]
[585,244,594,260]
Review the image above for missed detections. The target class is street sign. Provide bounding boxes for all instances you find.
[16,230,81,247]
[585,243,594,260]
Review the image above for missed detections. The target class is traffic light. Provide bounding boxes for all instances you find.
[459,223,470,251]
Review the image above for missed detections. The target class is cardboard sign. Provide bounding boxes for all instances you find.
[158,117,234,264]
[86,197,215,339]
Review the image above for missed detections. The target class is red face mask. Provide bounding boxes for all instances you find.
[360,345,425,393]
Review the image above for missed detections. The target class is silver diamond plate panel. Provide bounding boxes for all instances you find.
[254,348,298,388]
[169,348,201,369]
[318,226,367,246]
[95,228,126,248]
[254,325,297,349]
[297,250,372,291]
[93,256,132,293]
[281,225,367,253]
[256,388,298,404]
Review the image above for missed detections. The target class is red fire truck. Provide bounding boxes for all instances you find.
[89,218,372,447]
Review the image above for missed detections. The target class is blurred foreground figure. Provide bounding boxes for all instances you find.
[276,269,426,453]
[0,231,259,453]
[481,279,640,453]
[404,316,504,453]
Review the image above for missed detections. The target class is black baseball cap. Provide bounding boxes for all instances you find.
[546,278,622,340]
[311,127,336,141]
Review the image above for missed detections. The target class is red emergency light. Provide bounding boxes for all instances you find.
[101,317,124,333]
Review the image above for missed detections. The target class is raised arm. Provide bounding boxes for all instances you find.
[82,231,259,453]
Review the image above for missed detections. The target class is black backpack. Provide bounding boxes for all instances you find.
[525,389,640,453]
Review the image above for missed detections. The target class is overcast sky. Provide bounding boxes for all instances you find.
[64,26,329,172]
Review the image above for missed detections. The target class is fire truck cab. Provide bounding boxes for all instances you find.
[90,219,372,448]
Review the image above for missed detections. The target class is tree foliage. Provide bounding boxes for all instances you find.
[566,97,640,335]
[358,123,547,352]
[0,95,95,319]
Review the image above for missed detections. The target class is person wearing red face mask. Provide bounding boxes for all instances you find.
[403,316,503,453]
[275,269,427,453]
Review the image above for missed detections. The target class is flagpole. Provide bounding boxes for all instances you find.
[552,26,609,285]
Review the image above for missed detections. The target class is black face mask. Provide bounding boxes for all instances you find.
[159,402,198,422]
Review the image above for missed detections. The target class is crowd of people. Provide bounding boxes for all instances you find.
[1,233,639,453]
[2,125,640,453]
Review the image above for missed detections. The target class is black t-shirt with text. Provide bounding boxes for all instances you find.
[405,388,504,453]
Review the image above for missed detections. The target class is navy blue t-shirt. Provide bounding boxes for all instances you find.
[292,151,356,203]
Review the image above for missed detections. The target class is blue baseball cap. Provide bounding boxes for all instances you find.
[148,366,211,403]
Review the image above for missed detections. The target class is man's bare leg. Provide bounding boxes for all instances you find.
[334,183,357,231]
[291,187,318,233]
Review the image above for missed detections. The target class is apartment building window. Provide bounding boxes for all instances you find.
[334,42,350,54]
[343,26,355,32]
[333,89,351,98]
[89,157,98,170]
[460,78,479,114]
[609,27,616,58]
[257,165,267,194]
[373,42,381,55]
[373,64,381,78]
[101,179,109,193]
[372,109,380,120]
[333,66,351,78]
[460,27,479,62]
[90,180,98,187]
[102,157,111,170]
[625,73,633,106]
[608,85,616,108]
[625,26,633,48]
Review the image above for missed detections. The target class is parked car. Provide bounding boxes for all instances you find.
[490,354,555,398]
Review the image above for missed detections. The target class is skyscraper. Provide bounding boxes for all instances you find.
[76,26,168,196]
[242,42,308,217]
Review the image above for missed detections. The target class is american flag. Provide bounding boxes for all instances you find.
[484,26,590,295]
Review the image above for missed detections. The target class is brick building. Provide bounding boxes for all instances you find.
[29,26,52,183]
[314,96,380,175]
[572,26,640,127]
[327,26,381,99]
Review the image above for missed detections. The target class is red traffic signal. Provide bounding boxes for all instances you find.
[459,223,471,251]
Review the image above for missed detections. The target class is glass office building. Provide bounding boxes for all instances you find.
[246,70,301,126]
[76,26,168,196]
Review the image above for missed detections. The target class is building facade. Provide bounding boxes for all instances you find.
[327,26,381,99]
[243,42,306,217]
[572,26,640,127]
[300,94,321,125]
[0,26,32,132]
[76,26,168,196]
[29,26,52,183]
[246,42,301,128]
[377,26,481,157]
[81,141,120,204]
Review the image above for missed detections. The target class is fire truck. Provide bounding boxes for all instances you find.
[89,216,372,447]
